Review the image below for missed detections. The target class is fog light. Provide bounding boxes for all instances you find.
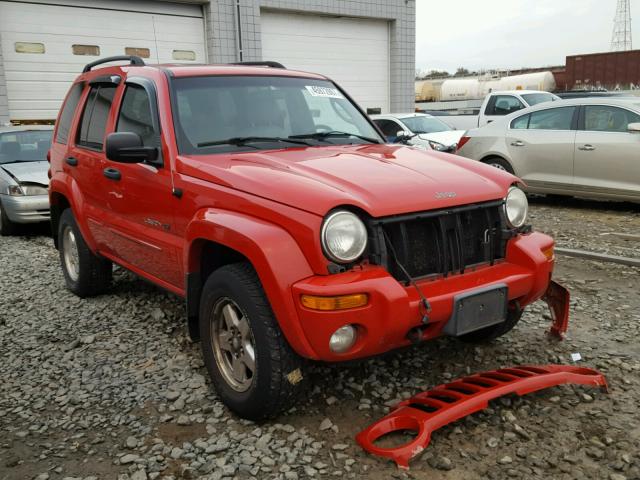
[329,325,357,353]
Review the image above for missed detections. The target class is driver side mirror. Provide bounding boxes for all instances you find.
[105,132,158,163]
[628,122,640,133]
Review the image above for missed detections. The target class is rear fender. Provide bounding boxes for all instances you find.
[49,175,98,251]
[185,208,318,359]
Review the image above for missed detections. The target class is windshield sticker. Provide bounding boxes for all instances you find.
[305,85,344,99]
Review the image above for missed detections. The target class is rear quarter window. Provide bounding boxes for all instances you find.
[55,83,84,145]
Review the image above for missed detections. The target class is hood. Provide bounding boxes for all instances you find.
[0,161,49,185]
[178,144,516,217]
[418,130,466,147]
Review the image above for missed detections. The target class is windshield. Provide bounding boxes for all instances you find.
[0,130,52,165]
[172,75,382,154]
[521,93,559,106]
[400,115,452,134]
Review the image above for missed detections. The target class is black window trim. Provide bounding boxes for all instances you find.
[577,103,640,133]
[116,76,163,166]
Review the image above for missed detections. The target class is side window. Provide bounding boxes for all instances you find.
[486,95,525,116]
[77,85,116,150]
[528,107,576,131]
[511,114,530,129]
[374,119,402,138]
[116,84,158,147]
[584,105,640,132]
[55,83,84,144]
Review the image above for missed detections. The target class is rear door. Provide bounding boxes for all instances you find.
[103,78,183,289]
[67,79,119,248]
[505,106,578,190]
[574,104,640,198]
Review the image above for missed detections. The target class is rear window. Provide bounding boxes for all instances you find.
[55,83,84,145]
[521,93,558,106]
[77,85,116,150]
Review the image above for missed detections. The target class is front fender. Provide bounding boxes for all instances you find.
[185,208,319,359]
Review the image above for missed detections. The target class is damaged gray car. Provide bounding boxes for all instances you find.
[0,126,52,235]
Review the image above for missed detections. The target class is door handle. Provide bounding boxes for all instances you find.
[510,140,525,147]
[103,167,121,181]
[578,144,596,151]
[65,157,78,166]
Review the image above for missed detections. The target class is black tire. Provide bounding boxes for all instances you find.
[0,200,19,236]
[483,156,515,175]
[457,307,523,343]
[58,208,112,297]
[200,262,306,420]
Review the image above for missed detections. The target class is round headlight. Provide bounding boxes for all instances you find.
[321,210,368,263]
[504,186,528,228]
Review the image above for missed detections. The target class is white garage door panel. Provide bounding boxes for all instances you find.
[0,1,205,121]
[261,11,390,113]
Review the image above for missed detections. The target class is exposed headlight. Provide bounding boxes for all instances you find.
[504,186,528,228]
[321,210,368,263]
[428,140,448,152]
[7,185,25,196]
[6,184,48,196]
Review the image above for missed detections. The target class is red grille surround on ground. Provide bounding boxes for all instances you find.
[356,365,608,469]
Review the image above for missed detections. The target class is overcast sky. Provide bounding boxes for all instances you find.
[415,0,640,73]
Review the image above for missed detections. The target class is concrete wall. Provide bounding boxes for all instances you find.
[203,0,416,112]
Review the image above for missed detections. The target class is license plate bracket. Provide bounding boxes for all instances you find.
[443,284,508,336]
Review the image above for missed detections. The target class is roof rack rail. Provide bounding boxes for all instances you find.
[230,61,286,69]
[82,55,145,73]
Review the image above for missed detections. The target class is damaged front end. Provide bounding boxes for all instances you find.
[356,365,608,469]
[544,280,570,339]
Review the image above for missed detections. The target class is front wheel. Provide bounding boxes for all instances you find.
[0,201,19,236]
[58,209,112,297]
[200,263,306,420]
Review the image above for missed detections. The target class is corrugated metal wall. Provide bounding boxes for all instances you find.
[564,50,640,90]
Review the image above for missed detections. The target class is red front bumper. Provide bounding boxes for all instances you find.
[291,232,559,362]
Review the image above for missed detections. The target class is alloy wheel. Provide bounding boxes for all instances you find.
[62,226,80,282]
[211,298,256,392]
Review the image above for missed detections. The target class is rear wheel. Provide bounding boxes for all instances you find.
[483,156,514,175]
[58,208,112,297]
[457,306,523,343]
[0,201,19,236]
[200,263,306,420]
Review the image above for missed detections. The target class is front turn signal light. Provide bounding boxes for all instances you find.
[301,293,369,311]
[542,246,555,261]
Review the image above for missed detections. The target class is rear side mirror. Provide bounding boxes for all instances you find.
[105,132,158,163]
[628,122,640,133]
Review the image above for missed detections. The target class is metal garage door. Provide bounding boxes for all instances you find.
[260,10,390,114]
[0,1,206,121]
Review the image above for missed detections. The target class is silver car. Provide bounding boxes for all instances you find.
[0,126,53,235]
[456,98,640,203]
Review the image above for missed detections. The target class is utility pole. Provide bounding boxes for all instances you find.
[611,0,633,51]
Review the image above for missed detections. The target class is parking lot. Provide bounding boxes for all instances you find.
[1,198,638,480]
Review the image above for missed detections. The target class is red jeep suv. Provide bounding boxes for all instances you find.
[49,56,562,420]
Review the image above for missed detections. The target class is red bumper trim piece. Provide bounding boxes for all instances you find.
[544,280,570,339]
[356,365,607,469]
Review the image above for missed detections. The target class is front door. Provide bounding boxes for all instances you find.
[574,104,640,198]
[102,80,183,289]
[505,106,578,190]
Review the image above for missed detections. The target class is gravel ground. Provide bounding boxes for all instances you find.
[1,198,639,480]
